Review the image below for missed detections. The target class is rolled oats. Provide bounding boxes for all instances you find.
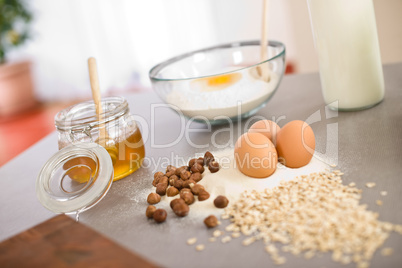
[222,170,400,267]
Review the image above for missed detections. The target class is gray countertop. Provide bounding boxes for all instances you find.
[1,63,401,268]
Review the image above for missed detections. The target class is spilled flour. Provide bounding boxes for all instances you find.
[198,148,330,201]
[158,148,330,218]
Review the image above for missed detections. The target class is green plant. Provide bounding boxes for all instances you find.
[0,0,32,64]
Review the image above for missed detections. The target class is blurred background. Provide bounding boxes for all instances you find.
[1,0,401,166]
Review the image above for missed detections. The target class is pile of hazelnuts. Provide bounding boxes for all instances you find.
[145,151,229,225]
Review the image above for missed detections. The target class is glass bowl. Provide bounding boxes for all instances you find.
[149,40,286,124]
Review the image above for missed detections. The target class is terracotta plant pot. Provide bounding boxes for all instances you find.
[0,60,37,117]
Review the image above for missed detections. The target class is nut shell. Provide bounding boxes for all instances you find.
[180,188,191,198]
[176,166,189,175]
[146,205,156,218]
[182,179,196,189]
[190,172,202,182]
[153,209,167,223]
[169,175,179,186]
[214,195,229,208]
[175,166,185,176]
[158,176,168,185]
[152,172,164,186]
[147,193,161,204]
[180,170,191,180]
[154,172,164,180]
[165,170,175,177]
[191,163,204,174]
[170,198,186,209]
[173,202,189,217]
[182,192,195,205]
[204,151,214,166]
[208,161,220,173]
[167,186,179,197]
[198,190,210,201]
[188,158,196,167]
[156,182,168,196]
[196,157,204,166]
[173,179,184,190]
[204,215,219,228]
[166,165,176,174]
[191,184,205,195]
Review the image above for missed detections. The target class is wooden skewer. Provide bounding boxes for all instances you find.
[258,0,271,82]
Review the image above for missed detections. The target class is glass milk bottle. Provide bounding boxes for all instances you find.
[307,0,384,111]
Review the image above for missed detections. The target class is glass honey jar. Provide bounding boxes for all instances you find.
[54,96,145,181]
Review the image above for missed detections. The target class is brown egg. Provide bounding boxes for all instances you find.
[276,120,315,168]
[248,120,281,145]
[234,133,278,178]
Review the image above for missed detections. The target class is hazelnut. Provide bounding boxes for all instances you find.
[175,166,185,176]
[173,202,189,217]
[175,166,189,176]
[166,164,176,171]
[154,171,164,180]
[180,170,191,180]
[146,205,156,218]
[156,182,168,196]
[169,175,179,186]
[180,188,191,198]
[153,209,167,223]
[165,171,175,177]
[147,193,161,204]
[191,163,205,174]
[167,186,179,197]
[190,172,202,182]
[183,179,196,189]
[204,215,219,228]
[173,179,184,190]
[214,195,229,208]
[191,184,205,195]
[188,158,196,167]
[208,161,220,173]
[196,157,204,166]
[204,151,214,166]
[181,192,195,205]
[165,165,176,177]
[152,172,164,186]
[158,176,169,185]
[170,198,185,209]
[198,190,210,201]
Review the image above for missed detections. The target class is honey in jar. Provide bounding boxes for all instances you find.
[55,96,145,181]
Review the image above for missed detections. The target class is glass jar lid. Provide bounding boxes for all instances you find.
[36,143,114,214]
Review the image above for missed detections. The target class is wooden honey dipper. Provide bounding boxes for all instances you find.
[257,0,271,82]
[88,57,118,165]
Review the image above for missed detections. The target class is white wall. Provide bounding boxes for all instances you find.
[210,0,402,74]
[373,0,402,65]
[11,0,402,102]
[17,0,219,101]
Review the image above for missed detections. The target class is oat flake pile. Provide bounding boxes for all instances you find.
[221,170,402,268]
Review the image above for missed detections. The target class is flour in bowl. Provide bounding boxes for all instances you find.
[166,71,279,120]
